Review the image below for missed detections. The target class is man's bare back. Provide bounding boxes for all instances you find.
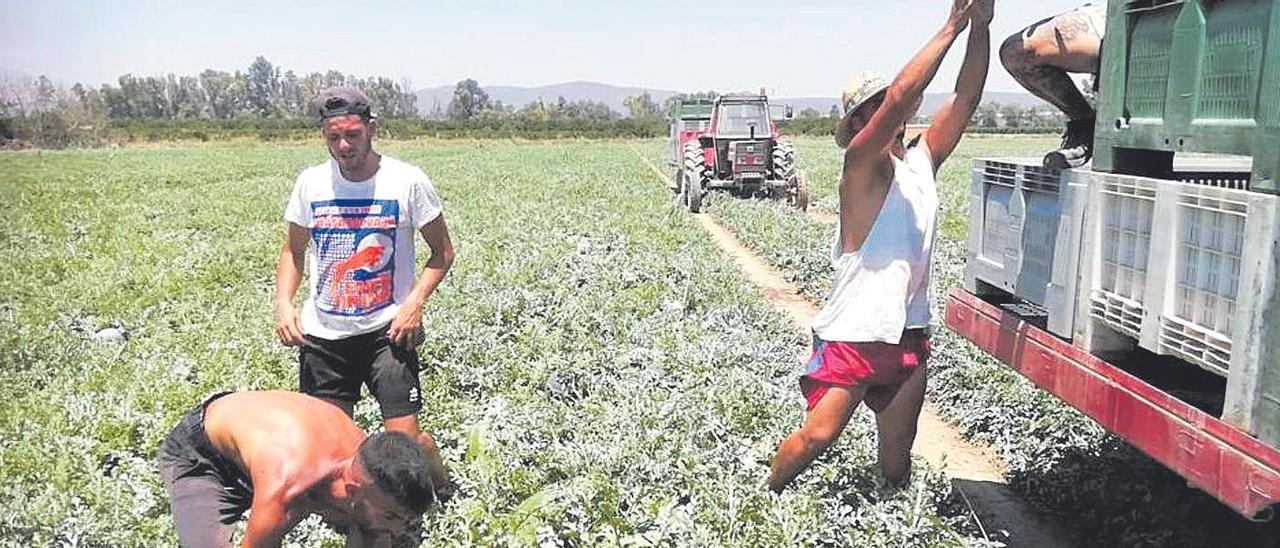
[204,391,364,498]
[159,391,434,547]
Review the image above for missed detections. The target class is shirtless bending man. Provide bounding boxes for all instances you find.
[159,391,434,547]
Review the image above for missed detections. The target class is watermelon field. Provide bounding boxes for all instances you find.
[1,136,1277,546]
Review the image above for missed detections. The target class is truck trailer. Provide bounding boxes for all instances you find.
[946,0,1280,519]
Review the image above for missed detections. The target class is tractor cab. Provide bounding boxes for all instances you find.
[702,95,778,187]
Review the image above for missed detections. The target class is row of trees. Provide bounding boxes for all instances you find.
[1,57,418,146]
[8,57,417,122]
[970,102,1067,129]
[440,79,654,122]
[439,80,721,125]
[788,102,1064,128]
[2,64,1071,147]
[779,101,1068,137]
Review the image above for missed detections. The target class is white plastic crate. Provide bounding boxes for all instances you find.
[970,157,1279,442]
[964,159,1063,306]
[1072,169,1278,383]
[1161,191,1248,375]
[1045,171,1089,338]
[1091,176,1157,342]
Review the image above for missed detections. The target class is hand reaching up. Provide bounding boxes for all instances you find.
[949,0,975,32]
[969,0,995,27]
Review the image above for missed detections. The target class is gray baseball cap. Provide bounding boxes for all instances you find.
[315,86,374,120]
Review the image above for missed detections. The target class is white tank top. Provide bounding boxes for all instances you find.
[812,145,938,345]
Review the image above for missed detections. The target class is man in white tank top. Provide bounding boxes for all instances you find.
[768,0,993,492]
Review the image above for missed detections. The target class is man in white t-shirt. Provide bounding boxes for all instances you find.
[768,0,993,492]
[274,86,454,499]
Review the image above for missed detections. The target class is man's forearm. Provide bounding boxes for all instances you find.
[274,250,304,308]
[850,15,966,157]
[241,503,289,548]
[921,18,989,168]
[884,17,966,114]
[953,25,990,112]
[404,260,450,312]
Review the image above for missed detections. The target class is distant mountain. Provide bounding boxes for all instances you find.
[415,81,1046,118]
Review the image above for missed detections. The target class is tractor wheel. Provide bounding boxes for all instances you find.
[791,171,811,212]
[772,138,796,182]
[771,139,796,201]
[682,142,708,214]
[687,177,703,213]
[677,170,693,208]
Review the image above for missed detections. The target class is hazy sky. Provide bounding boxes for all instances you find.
[2,0,1092,96]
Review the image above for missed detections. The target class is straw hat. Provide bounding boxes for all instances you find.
[834,72,890,148]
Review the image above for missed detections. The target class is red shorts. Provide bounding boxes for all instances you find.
[800,330,931,413]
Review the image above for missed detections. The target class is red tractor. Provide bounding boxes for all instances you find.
[669,93,809,213]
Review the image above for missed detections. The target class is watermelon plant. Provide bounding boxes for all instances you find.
[0,141,996,546]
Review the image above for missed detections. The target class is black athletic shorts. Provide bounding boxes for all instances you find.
[159,391,253,548]
[299,324,423,419]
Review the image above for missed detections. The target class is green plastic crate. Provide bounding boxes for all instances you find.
[673,101,713,121]
[1094,0,1280,192]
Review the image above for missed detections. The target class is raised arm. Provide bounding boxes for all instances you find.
[925,0,993,169]
[844,0,974,174]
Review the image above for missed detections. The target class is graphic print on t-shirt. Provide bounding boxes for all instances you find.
[311,199,399,316]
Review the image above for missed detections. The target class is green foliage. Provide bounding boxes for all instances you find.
[145,118,667,142]
[99,61,416,121]
[623,92,662,120]
[0,141,997,546]
[0,118,674,146]
[512,97,619,122]
[447,79,491,121]
[0,58,420,148]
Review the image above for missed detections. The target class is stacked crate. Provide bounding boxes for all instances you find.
[1064,166,1278,444]
[1093,0,1280,192]
[967,0,1280,445]
[964,159,1064,307]
[1091,0,1280,446]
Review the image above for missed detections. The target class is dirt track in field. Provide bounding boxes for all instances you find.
[631,145,1077,548]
